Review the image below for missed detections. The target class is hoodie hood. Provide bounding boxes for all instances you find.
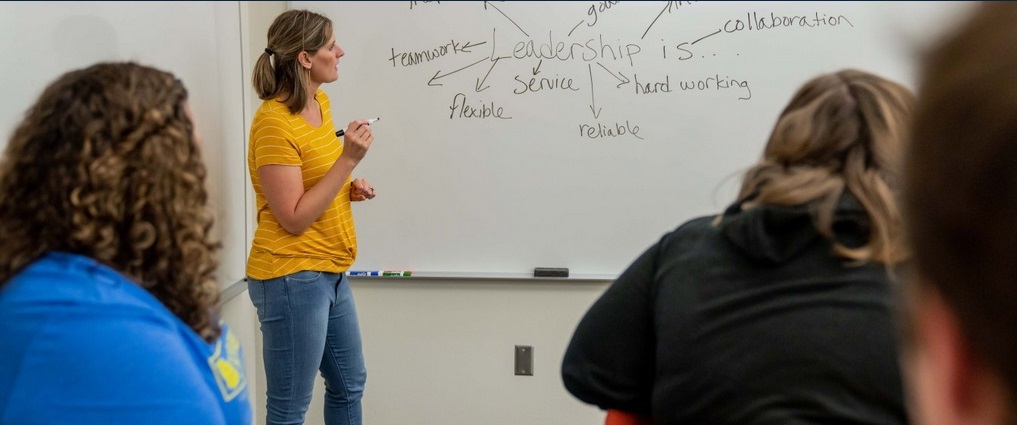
[718,193,869,264]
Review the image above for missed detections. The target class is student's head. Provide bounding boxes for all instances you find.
[903,4,1017,424]
[252,9,342,114]
[0,62,222,342]
[737,69,915,265]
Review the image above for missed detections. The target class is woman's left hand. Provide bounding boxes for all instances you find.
[351,178,376,202]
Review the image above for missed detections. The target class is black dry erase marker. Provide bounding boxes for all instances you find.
[336,117,380,138]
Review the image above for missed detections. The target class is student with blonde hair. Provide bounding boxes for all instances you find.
[563,69,914,425]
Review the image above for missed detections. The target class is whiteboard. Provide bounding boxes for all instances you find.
[290,1,971,277]
[0,2,247,289]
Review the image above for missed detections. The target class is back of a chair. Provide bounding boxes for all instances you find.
[605,410,652,425]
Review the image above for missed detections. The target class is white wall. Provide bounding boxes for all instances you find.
[346,278,608,425]
[237,4,287,424]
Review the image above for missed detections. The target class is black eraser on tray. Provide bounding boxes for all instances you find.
[534,267,569,278]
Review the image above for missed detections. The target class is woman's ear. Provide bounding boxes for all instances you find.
[298,51,312,69]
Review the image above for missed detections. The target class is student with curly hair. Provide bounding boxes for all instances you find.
[0,62,251,424]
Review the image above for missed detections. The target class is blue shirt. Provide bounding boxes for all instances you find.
[0,252,252,425]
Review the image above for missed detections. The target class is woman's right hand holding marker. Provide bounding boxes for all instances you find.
[339,119,373,165]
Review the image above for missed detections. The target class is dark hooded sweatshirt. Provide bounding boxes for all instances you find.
[562,196,907,425]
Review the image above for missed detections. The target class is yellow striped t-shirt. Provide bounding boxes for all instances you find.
[246,89,357,280]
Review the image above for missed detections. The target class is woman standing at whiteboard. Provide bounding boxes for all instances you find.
[247,9,376,425]
[562,70,914,425]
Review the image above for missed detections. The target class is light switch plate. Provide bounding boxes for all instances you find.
[514,345,533,376]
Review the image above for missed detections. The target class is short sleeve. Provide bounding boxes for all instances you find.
[251,115,301,169]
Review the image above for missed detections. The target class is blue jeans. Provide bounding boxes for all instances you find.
[248,271,366,425]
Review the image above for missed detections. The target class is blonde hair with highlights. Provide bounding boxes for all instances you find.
[0,62,222,342]
[734,69,914,265]
[252,9,333,114]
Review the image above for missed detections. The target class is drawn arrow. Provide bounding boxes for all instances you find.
[615,71,630,89]
[596,62,631,88]
[484,1,529,37]
[642,1,674,40]
[476,57,501,92]
[427,57,488,87]
[588,64,601,119]
[568,20,585,37]
[461,40,487,52]
[532,60,542,76]
[691,29,721,45]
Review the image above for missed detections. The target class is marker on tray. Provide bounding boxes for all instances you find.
[346,270,412,277]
